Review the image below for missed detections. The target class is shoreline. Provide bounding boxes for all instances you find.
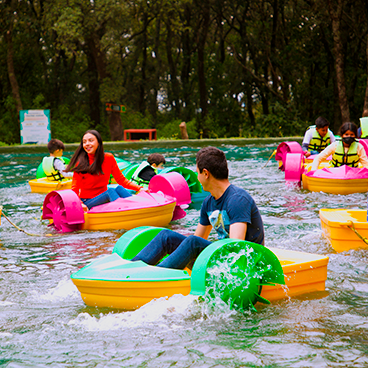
[0,137,303,154]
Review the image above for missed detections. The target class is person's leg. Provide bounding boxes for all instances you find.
[157,235,211,269]
[83,188,119,209]
[115,185,133,198]
[131,229,186,265]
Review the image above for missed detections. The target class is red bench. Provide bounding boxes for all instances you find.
[124,129,157,141]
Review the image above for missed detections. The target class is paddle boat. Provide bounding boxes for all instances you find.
[71,226,329,311]
[42,171,191,232]
[29,157,130,194]
[319,208,368,252]
[276,139,368,194]
[122,163,209,207]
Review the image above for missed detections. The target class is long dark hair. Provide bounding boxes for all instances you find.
[66,130,105,174]
[340,122,358,137]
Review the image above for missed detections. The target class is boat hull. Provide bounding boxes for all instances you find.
[319,209,368,252]
[303,175,368,195]
[82,201,176,230]
[71,247,329,310]
[29,178,72,194]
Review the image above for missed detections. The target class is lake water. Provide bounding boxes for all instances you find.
[1,142,368,367]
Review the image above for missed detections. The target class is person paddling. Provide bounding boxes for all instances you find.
[131,146,264,270]
[66,130,142,210]
[311,122,368,170]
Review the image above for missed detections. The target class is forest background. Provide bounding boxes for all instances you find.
[1,0,368,145]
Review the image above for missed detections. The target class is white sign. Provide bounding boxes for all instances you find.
[20,110,51,144]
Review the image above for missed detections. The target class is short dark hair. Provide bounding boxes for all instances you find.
[315,117,330,129]
[147,153,166,165]
[340,122,358,137]
[196,146,228,180]
[47,139,65,154]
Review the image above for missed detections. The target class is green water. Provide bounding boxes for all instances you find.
[1,143,368,367]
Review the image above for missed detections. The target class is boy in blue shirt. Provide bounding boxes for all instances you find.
[132,146,264,270]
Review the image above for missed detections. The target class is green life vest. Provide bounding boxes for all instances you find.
[42,156,66,181]
[307,125,331,152]
[131,161,157,185]
[331,141,360,168]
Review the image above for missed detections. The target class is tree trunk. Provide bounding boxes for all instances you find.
[87,36,123,140]
[6,30,23,114]
[181,4,193,122]
[107,111,124,141]
[328,0,350,122]
[165,18,181,117]
[363,36,368,115]
[86,47,101,129]
[196,0,210,136]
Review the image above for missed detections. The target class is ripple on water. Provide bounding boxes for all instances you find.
[1,144,368,367]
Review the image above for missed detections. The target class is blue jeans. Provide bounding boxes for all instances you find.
[81,185,132,209]
[131,229,211,269]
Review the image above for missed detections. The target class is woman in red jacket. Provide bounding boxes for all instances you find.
[66,130,142,210]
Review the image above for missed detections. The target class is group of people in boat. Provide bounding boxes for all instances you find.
[302,117,368,170]
[42,130,262,271]
[40,117,368,272]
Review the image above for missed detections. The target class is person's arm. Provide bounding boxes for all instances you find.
[229,222,247,239]
[358,144,368,168]
[109,155,142,191]
[311,142,337,171]
[302,129,313,157]
[329,130,336,143]
[194,223,212,239]
[54,159,73,178]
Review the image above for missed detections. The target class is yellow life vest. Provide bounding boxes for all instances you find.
[131,161,157,185]
[307,126,331,152]
[42,156,66,181]
[331,141,360,168]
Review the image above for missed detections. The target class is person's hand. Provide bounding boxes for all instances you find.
[304,151,311,158]
[138,187,150,194]
[81,203,88,212]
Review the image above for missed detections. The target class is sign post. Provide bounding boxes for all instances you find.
[20,110,51,144]
[105,103,126,113]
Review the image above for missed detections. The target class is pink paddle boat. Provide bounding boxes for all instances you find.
[42,172,192,232]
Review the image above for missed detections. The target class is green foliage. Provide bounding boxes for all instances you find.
[251,102,306,138]
[0,96,20,144]
[50,104,92,143]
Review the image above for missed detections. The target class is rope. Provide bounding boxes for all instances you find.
[346,221,368,245]
[0,207,53,237]
[262,150,277,169]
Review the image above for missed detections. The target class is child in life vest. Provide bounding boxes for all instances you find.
[66,130,142,210]
[302,116,336,157]
[42,139,73,181]
[131,153,166,185]
[311,122,368,171]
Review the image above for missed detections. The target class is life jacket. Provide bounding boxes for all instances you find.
[331,140,360,168]
[360,117,368,138]
[131,161,157,185]
[307,125,331,152]
[42,156,66,181]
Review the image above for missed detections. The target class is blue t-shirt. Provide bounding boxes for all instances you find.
[199,184,264,244]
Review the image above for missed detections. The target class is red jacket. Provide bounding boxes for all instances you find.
[71,152,141,199]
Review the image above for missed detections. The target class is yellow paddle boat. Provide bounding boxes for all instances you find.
[71,227,329,311]
[319,208,368,252]
[29,177,72,194]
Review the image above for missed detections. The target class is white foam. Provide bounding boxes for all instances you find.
[68,294,199,331]
[35,277,81,302]
[0,301,14,307]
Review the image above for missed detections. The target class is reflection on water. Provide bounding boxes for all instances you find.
[1,143,368,367]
